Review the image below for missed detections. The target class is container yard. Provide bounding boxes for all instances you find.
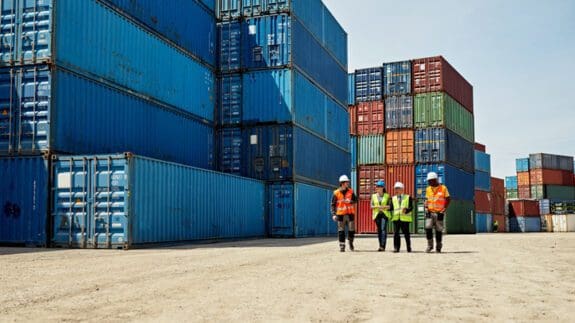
[1,0,574,322]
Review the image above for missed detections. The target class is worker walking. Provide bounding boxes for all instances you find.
[331,175,358,252]
[424,172,451,253]
[371,180,391,251]
[390,182,413,253]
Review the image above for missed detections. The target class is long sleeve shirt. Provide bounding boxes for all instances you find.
[330,188,358,216]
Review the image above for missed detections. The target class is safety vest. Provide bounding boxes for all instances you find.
[391,195,413,223]
[426,185,449,213]
[371,193,391,220]
[334,189,355,215]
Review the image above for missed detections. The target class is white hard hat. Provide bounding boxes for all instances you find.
[426,172,439,181]
[339,175,350,183]
[394,182,405,189]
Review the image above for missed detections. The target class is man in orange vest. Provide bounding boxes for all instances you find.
[331,175,358,252]
[424,172,451,253]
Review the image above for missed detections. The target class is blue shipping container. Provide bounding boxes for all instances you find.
[415,128,475,173]
[385,95,413,129]
[350,136,357,169]
[539,199,550,215]
[0,65,213,168]
[383,61,412,96]
[355,67,383,102]
[102,0,216,67]
[516,158,530,172]
[475,213,493,233]
[348,73,355,105]
[475,170,491,192]
[217,128,242,175]
[415,163,474,200]
[0,0,214,120]
[267,181,338,238]
[243,125,350,187]
[199,0,216,12]
[505,176,518,189]
[217,74,242,126]
[218,21,242,72]
[508,216,541,233]
[351,169,357,193]
[52,154,266,248]
[0,156,49,246]
[474,150,491,173]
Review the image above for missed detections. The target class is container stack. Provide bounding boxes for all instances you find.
[215,0,350,237]
[505,176,519,199]
[474,145,492,232]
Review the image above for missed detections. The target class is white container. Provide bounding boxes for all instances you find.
[552,214,575,232]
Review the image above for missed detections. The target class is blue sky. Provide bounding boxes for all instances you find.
[323,0,575,178]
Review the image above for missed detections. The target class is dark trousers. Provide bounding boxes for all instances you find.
[374,215,388,248]
[393,220,411,251]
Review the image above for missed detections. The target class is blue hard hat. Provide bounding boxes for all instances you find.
[376,180,385,187]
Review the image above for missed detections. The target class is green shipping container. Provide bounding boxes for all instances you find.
[506,189,518,199]
[414,92,475,143]
[357,135,385,165]
[415,200,475,234]
[531,185,575,200]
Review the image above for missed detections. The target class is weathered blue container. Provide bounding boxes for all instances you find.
[102,0,216,67]
[0,156,49,246]
[217,74,242,126]
[243,125,350,187]
[505,176,518,189]
[355,67,383,102]
[350,169,357,192]
[199,0,215,12]
[508,216,541,233]
[516,158,530,172]
[475,213,493,233]
[0,0,214,120]
[383,61,411,96]
[348,73,355,105]
[217,21,242,72]
[267,181,338,238]
[385,95,413,129]
[415,128,474,173]
[217,128,242,175]
[242,68,349,150]
[51,154,266,249]
[0,65,213,169]
[350,136,357,170]
[529,153,574,172]
[475,170,491,192]
[415,163,474,200]
[539,199,550,215]
[474,150,491,173]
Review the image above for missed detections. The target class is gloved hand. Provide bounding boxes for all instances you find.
[332,215,338,222]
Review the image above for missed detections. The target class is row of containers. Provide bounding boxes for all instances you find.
[473,144,506,233]
[502,200,575,233]
[348,56,476,234]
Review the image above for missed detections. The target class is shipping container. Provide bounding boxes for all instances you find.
[415,163,474,200]
[543,214,553,232]
[552,214,575,232]
[529,169,574,186]
[491,193,506,215]
[529,153,574,172]
[412,56,473,112]
[267,181,338,238]
[242,124,350,187]
[505,176,518,190]
[351,169,357,192]
[357,135,385,165]
[217,74,242,125]
[358,165,386,200]
[350,136,357,170]
[506,189,518,199]
[474,151,491,173]
[217,128,242,175]
[474,142,486,152]
[217,21,242,72]
[493,214,507,233]
[516,158,530,172]
[540,199,551,215]
[385,130,414,165]
[385,95,413,129]
[348,73,355,105]
[102,0,216,66]
[509,200,540,217]
[508,216,541,233]
[517,172,531,187]
[357,199,377,234]
[385,165,416,198]
[413,92,474,143]
[491,177,505,194]
[357,101,385,135]
[517,185,531,199]
[0,0,215,119]
[550,201,575,215]
[0,156,49,246]
[444,200,475,234]
[199,0,215,12]
[383,61,411,96]
[531,185,575,200]
[355,67,383,102]
[218,0,242,20]
[475,170,491,192]
[414,128,474,173]
[0,66,214,168]
[349,105,357,135]
[475,190,491,213]
[475,213,493,233]
[52,154,266,248]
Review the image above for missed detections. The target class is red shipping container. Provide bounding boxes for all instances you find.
[517,172,530,186]
[385,130,414,165]
[385,165,416,197]
[358,165,387,200]
[357,199,377,233]
[475,190,491,213]
[529,169,574,186]
[490,177,505,195]
[412,56,474,112]
[474,142,486,152]
[349,104,357,135]
[492,214,507,233]
[509,200,540,217]
[518,185,531,199]
[490,193,506,215]
[357,101,384,135]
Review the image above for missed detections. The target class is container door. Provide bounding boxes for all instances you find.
[268,183,294,237]
[0,0,18,64]
[19,0,51,64]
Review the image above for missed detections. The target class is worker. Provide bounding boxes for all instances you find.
[389,182,413,253]
[493,220,499,232]
[424,172,451,253]
[331,175,358,252]
[371,180,391,251]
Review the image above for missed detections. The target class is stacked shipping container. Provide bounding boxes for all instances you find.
[474,147,492,232]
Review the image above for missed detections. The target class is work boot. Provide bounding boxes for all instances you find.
[426,240,434,253]
[378,247,384,252]
[407,246,412,253]
[436,243,442,253]
[349,240,355,252]
[340,243,345,252]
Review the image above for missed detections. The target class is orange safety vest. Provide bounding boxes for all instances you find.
[334,189,355,215]
[426,185,449,212]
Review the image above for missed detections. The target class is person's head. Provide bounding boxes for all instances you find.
[375,180,385,194]
[339,175,350,189]
[394,182,405,195]
[426,172,439,187]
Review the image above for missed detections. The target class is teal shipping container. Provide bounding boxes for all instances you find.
[357,135,385,165]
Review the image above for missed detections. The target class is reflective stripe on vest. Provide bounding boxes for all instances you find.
[371,193,391,220]
[391,195,412,222]
[426,185,448,212]
[334,189,355,215]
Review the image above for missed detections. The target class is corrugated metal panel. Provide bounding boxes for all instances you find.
[529,153,574,172]
[357,101,385,135]
[475,170,491,192]
[0,156,49,246]
[539,199,551,215]
[491,177,505,194]
[242,14,291,69]
[505,176,518,189]
[52,154,266,248]
[385,95,413,129]
[529,169,574,186]
[355,67,383,102]
[357,135,385,165]
[358,165,386,200]
[475,190,491,213]
[217,0,242,20]
[350,169,357,192]
[357,199,376,234]
[474,142,486,152]
[385,130,414,165]
[102,0,216,66]
[532,185,575,200]
[350,136,357,170]
[217,74,242,126]
[508,216,541,233]
[349,104,357,135]
[415,163,474,200]
[518,185,531,199]
[506,189,518,199]
[475,213,493,233]
[321,5,348,70]
[517,172,530,186]
[217,21,242,72]
[385,165,415,197]
[383,61,411,96]
[217,128,242,175]
[509,200,540,217]
[348,74,355,105]
[516,158,530,172]
[414,128,474,173]
[493,214,507,233]
[552,214,575,232]
[0,66,214,169]
[414,92,474,143]
[199,0,215,12]
[444,200,475,234]
[326,98,350,150]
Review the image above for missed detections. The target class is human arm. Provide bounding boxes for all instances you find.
[330,193,338,217]
[403,196,414,214]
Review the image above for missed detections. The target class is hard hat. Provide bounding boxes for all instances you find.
[376,180,385,187]
[339,175,350,183]
[394,182,405,189]
[426,172,439,181]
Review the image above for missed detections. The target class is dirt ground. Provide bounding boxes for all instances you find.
[1,233,574,322]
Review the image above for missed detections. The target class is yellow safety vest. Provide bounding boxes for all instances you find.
[371,193,391,220]
[391,195,413,223]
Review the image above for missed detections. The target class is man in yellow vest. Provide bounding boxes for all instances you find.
[371,180,391,251]
[331,175,357,252]
[390,182,413,253]
[424,172,451,253]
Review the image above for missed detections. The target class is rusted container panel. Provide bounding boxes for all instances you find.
[529,169,574,186]
[412,56,473,112]
[357,199,377,233]
[518,185,531,199]
[509,200,540,217]
[357,101,385,135]
[385,130,414,165]
[358,165,386,200]
[475,190,491,213]
[474,142,486,152]
[385,165,416,197]
[491,177,505,194]
[491,193,506,215]
[517,171,531,186]
[349,104,357,135]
